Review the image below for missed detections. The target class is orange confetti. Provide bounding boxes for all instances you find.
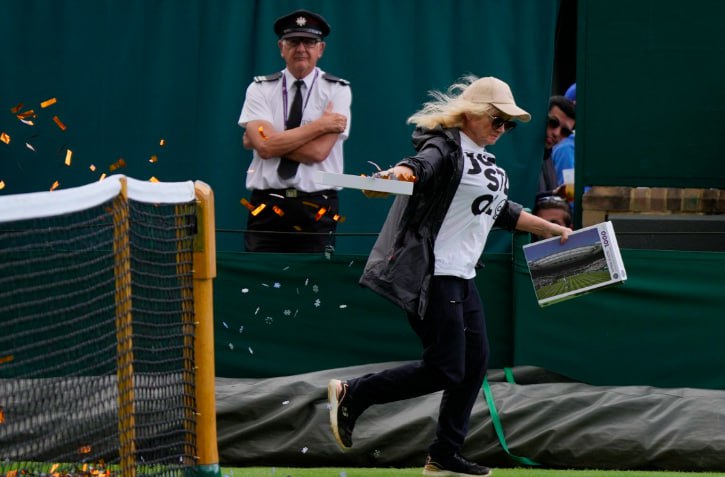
[159,138,166,146]
[40,97,57,108]
[50,180,60,191]
[17,109,36,120]
[0,132,9,144]
[314,207,327,221]
[293,225,303,231]
[64,149,73,166]
[149,176,159,183]
[52,115,67,131]
[258,126,268,140]
[6,469,15,477]
[332,213,341,222]
[79,445,92,454]
[0,181,5,190]
[251,203,266,216]
[0,354,13,364]
[109,158,126,171]
[149,154,158,163]
[19,118,34,126]
[49,464,59,473]
[240,198,255,211]
[99,173,107,181]
[89,164,97,172]
[10,102,23,114]
[272,205,285,216]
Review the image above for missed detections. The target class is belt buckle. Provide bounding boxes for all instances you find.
[285,189,298,198]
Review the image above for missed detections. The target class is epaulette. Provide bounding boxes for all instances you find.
[322,73,350,86]
[253,72,283,83]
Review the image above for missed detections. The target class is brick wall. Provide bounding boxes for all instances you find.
[581,186,725,227]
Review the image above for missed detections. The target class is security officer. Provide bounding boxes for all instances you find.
[239,9,352,253]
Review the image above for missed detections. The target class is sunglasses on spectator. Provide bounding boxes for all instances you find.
[487,113,517,131]
[283,37,321,48]
[547,116,573,137]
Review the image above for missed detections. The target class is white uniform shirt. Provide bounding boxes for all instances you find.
[238,67,352,192]
[434,132,510,279]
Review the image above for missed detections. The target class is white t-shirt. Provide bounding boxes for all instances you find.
[434,132,510,278]
[238,67,352,192]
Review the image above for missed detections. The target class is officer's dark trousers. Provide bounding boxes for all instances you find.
[347,275,489,457]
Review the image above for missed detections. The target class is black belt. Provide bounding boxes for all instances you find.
[253,188,337,199]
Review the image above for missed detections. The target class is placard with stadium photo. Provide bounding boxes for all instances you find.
[523,221,627,307]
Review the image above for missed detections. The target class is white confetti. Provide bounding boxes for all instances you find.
[25,143,36,152]
[301,447,308,454]
[265,316,274,325]
[249,347,254,354]
[314,299,321,308]
[255,306,260,315]
[222,321,229,328]
[228,343,234,350]
[282,400,290,405]
[283,266,290,271]
[241,288,249,293]
[305,278,309,286]
[294,309,299,317]
[312,284,319,293]
[348,261,354,267]
[262,283,270,287]
[273,282,281,288]
[284,309,292,316]
[339,304,347,309]
[239,325,244,333]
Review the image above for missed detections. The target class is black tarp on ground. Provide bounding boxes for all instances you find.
[216,362,725,471]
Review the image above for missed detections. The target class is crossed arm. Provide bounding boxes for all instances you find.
[243,102,347,164]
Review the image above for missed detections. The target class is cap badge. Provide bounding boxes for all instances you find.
[296,16,307,27]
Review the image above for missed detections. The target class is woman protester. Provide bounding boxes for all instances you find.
[328,75,571,477]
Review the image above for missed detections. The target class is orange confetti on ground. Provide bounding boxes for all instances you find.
[149,154,158,163]
[50,180,60,191]
[40,97,57,108]
[159,139,166,146]
[5,468,14,477]
[0,132,9,144]
[10,103,23,114]
[90,164,97,172]
[314,207,327,221]
[149,176,159,183]
[251,203,266,216]
[272,205,285,216]
[0,354,13,364]
[64,149,73,166]
[52,115,67,131]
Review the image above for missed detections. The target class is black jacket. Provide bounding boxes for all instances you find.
[359,126,523,319]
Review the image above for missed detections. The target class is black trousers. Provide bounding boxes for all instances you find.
[244,189,338,253]
[346,275,489,457]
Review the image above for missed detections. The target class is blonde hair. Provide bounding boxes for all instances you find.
[407,74,497,129]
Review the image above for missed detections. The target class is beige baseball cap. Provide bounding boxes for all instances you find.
[462,77,531,122]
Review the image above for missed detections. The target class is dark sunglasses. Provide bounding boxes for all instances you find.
[487,113,516,131]
[547,116,573,137]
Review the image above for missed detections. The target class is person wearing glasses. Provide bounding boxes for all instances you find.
[532,192,573,242]
[538,95,576,196]
[238,9,351,253]
[327,76,571,477]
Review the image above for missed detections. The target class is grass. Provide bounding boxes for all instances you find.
[221,468,725,477]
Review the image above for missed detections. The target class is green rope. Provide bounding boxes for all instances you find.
[481,368,540,466]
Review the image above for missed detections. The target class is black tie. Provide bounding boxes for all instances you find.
[277,80,305,179]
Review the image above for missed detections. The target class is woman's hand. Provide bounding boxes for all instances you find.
[361,165,416,198]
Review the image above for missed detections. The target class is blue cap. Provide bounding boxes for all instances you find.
[564,83,576,102]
